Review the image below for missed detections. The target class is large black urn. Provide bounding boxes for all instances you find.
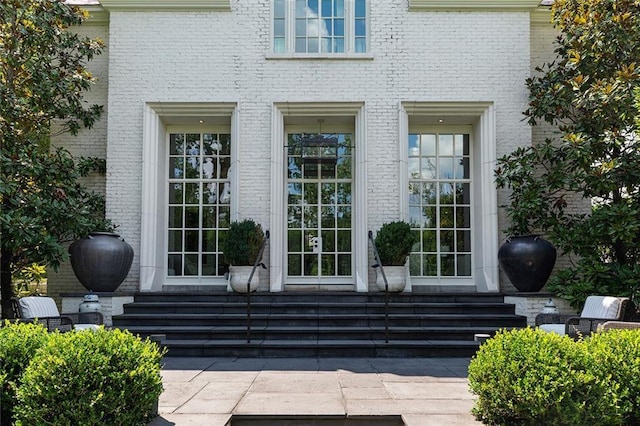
[498,235,557,292]
[69,232,134,292]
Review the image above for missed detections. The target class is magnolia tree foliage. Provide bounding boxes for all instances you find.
[495,0,640,308]
[0,0,111,318]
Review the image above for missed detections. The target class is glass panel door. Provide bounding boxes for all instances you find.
[286,133,353,283]
[408,132,472,280]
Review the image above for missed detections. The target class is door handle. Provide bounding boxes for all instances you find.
[309,236,322,253]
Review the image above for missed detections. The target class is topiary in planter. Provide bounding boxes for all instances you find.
[222,219,264,266]
[374,221,416,266]
[222,219,265,292]
[14,328,165,426]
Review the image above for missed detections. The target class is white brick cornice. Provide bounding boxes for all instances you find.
[81,5,109,25]
[99,0,230,11]
[409,0,543,11]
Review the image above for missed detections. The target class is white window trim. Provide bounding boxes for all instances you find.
[408,0,542,11]
[271,102,367,292]
[140,102,238,292]
[270,0,370,58]
[399,102,498,292]
[99,0,231,11]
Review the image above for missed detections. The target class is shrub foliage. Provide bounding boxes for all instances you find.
[0,323,164,426]
[374,221,417,266]
[13,328,164,426]
[469,328,640,425]
[222,219,265,266]
[0,321,50,426]
[494,0,640,308]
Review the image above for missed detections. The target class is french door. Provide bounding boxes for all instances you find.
[286,132,353,285]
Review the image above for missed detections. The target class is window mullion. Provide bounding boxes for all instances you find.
[198,134,204,276]
[345,0,353,54]
[287,0,295,53]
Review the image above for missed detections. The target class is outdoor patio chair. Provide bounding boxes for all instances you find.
[599,320,640,331]
[11,296,103,332]
[536,295,635,339]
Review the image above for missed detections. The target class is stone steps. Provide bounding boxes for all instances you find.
[112,292,526,357]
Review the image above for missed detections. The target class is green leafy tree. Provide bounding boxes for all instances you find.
[495,0,640,308]
[0,0,111,318]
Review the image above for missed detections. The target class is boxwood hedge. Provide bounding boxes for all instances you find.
[469,328,640,425]
[0,323,164,426]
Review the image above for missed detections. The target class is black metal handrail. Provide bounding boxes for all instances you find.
[247,230,269,343]
[368,230,389,343]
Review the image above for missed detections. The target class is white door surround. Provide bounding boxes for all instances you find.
[270,102,367,292]
[399,102,499,292]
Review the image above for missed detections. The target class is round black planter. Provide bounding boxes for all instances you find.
[498,235,557,292]
[69,232,134,292]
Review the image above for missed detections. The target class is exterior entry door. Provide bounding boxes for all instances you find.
[286,132,353,286]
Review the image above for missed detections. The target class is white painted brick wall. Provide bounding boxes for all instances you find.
[48,23,110,299]
[61,295,135,327]
[505,295,577,326]
[51,2,552,294]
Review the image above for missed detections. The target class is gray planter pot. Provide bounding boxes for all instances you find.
[376,265,407,292]
[498,235,556,292]
[228,265,260,293]
[69,232,134,292]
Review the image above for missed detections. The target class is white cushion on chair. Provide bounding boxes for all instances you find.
[73,324,100,331]
[18,297,61,318]
[581,296,622,319]
[539,324,566,335]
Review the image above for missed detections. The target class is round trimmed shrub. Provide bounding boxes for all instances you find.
[468,328,621,425]
[0,321,49,426]
[14,328,165,426]
[586,329,640,425]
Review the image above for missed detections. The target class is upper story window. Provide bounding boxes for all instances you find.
[273,0,368,55]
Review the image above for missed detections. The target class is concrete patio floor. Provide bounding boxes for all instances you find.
[149,357,482,426]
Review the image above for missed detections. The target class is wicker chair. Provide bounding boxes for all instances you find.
[599,321,640,331]
[536,296,636,339]
[11,296,103,332]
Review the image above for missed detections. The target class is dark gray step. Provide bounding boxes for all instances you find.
[159,338,481,358]
[119,325,509,341]
[112,292,526,357]
[113,313,525,328]
[122,301,516,315]
[128,292,507,305]
[230,415,404,426]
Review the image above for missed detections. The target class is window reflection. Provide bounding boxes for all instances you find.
[278,0,363,54]
[167,132,231,278]
[287,132,353,278]
[408,132,472,278]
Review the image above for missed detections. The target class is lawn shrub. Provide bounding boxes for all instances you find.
[586,330,640,426]
[14,328,165,426]
[468,328,621,425]
[0,321,50,426]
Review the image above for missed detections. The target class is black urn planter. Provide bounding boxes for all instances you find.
[69,232,134,292]
[498,235,557,292]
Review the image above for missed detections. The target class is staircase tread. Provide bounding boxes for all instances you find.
[126,301,512,306]
[115,312,522,318]
[162,339,479,346]
[114,293,525,357]
[117,325,503,332]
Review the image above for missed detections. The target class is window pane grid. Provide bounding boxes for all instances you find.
[274,0,365,54]
[287,133,352,278]
[408,133,472,278]
[167,132,231,277]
